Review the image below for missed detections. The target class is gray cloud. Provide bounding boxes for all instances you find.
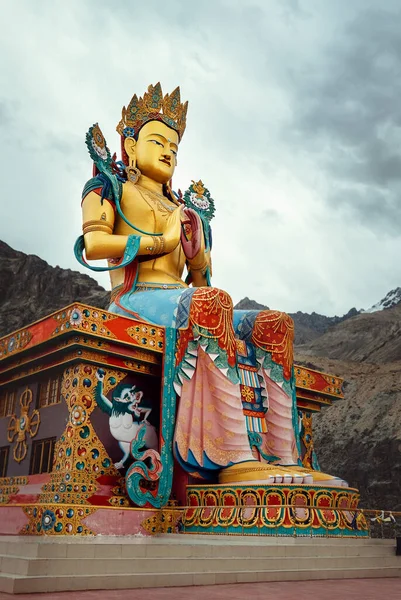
[0,0,400,315]
[330,185,401,236]
[261,208,281,221]
[288,6,401,235]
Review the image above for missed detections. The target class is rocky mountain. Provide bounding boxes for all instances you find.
[293,302,401,511]
[363,287,401,313]
[296,304,401,363]
[0,241,109,338]
[234,297,269,311]
[295,352,401,511]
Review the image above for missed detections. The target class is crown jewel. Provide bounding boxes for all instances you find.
[116,83,188,141]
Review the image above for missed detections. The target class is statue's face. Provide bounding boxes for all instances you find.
[115,386,136,404]
[132,120,179,183]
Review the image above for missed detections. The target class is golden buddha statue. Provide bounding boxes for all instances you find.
[77,83,345,498]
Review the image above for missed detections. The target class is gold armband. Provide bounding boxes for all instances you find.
[189,260,208,273]
[83,219,113,235]
[145,236,165,255]
[83,225,113,235]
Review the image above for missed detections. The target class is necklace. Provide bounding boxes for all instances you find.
[136,185,177,214]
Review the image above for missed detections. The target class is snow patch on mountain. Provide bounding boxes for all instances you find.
[363,287,401,313]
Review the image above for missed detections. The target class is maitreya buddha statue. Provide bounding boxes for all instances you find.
[76,83,344,489]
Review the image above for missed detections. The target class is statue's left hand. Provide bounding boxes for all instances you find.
[180,208,203,259]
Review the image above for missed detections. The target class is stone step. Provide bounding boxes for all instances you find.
[0,538,395,560]
[1,554,400,578]
[174,534,393,545]
[0,534,393,548]
[1,566,401,594]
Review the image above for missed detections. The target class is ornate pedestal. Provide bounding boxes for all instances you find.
[0,303,365,537]
[183,484,368,537]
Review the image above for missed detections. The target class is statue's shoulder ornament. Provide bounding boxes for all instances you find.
[183,180,215,224]
[82,123,124,206]
[75,123,141,273]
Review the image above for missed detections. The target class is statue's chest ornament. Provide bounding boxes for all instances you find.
[136,186,176,216]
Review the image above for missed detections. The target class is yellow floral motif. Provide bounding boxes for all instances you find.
[241,386,255,402]
[7,388,40,463]
[295,368,316,387]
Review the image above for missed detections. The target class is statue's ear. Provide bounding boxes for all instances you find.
[124,136,137,160]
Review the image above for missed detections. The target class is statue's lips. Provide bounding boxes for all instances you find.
[159,158,171,166]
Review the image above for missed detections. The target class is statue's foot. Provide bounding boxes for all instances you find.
[219,461,312,485]
[286,466,349,488]
[219,461,349,487]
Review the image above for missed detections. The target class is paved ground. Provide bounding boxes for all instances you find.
[1,579,401,599]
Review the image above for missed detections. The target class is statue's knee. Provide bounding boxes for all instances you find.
[189,288,234,329]
[254,310,294,344]
[192,287,233,310]
[258,309,293,327]
[213,288,233,309]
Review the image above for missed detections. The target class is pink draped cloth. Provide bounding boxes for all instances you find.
[174,347,299,471]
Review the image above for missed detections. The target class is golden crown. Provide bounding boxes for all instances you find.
[116,83,188,141]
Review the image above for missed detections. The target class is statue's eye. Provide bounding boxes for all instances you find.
[171,149,177,156]
[149,139,164,147]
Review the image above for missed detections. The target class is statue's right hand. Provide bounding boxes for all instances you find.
[180,208,203,260]
[162,206,183,253]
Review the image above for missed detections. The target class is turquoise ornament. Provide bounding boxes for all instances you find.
[125,327,177,508]
[183,180,215,223]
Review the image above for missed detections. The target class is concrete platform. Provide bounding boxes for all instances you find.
[0,535,400,594]
[0,579,401,599]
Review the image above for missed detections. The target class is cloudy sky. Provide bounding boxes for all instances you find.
[1,0,400,316]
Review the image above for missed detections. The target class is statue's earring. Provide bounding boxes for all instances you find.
[125,157,141,184]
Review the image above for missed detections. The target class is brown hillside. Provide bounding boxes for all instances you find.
[296,304,401,363]
[295,352,401,510]
[0,241,109,337]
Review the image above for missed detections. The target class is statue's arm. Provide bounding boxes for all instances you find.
[82,191,182,261]
[82,191,125,260]
[189,256,211,287]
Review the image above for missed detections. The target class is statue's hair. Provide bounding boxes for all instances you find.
[112,382,136,400]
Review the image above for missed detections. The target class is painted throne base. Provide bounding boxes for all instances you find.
[0,473,181,537]
[0,503,182,537]
[183,483,369,538]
